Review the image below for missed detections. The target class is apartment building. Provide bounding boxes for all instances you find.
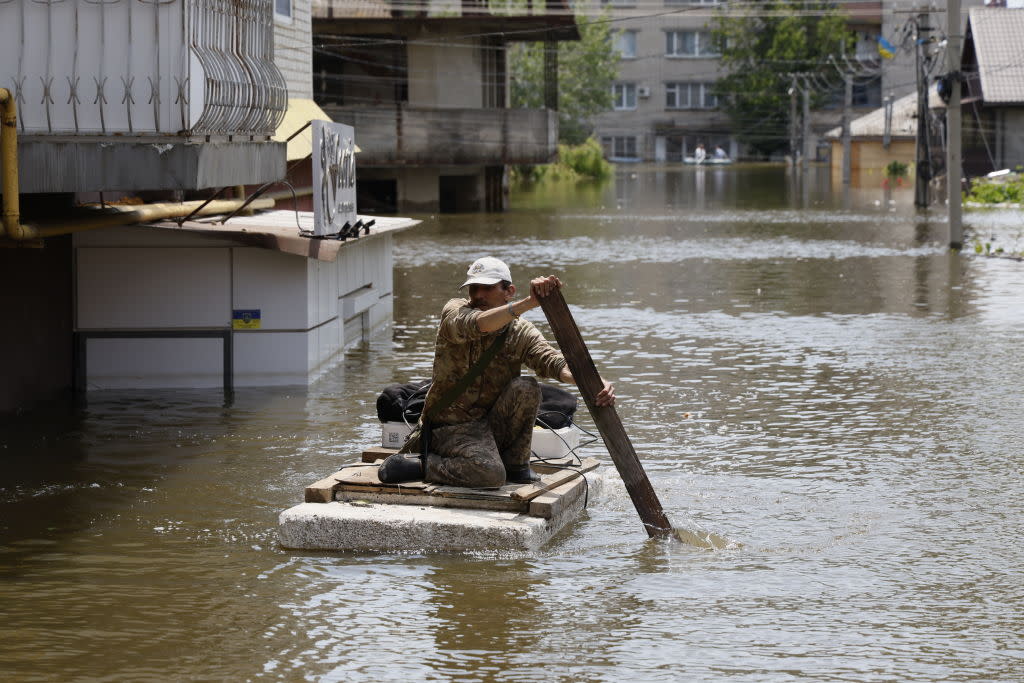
[593,2,735,162]
[592,1,899,162]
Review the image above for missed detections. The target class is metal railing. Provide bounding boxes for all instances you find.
[0,0,286,138]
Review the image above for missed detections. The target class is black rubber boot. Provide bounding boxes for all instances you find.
[378,452,425,483]
[505,466,541,485]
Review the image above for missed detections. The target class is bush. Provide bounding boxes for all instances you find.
[558,138,613,180]
[511,137,612,185]
[965,175,1024,204]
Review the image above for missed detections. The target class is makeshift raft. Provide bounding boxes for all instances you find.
[278,447,602,552]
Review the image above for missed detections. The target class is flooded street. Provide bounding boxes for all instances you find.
[2,166,1023,681]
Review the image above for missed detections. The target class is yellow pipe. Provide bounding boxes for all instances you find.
[0,88,23,240]
[22,198,277,240]
[264,186,313,202]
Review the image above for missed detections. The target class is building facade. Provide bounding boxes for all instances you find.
[0,0,415,411]
[311,0,578,213]
[593,2,737,162]
[591,1,892,162]
[960,6,1024,175]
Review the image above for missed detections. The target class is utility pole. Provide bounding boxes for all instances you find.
[915,10,932,207]
[946,0,963,248]
[789,75,798,168]
[802,86,812,167]
[842,71,852,186]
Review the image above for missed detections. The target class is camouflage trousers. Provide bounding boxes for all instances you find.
[422,376,541,489]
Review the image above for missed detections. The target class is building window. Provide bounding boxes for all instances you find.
[615,30,638,59]
[665,30,719,57]
[602,136,639,159]
[665,82,718,109]
[613,83,637,110]
[275,0,292,19]
[665,0,722,4]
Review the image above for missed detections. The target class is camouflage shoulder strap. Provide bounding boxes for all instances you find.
[424,324,511,424]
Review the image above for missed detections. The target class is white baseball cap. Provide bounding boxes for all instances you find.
[460,257,512,288]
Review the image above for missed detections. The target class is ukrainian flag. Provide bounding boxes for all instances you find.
[878,36,896,59]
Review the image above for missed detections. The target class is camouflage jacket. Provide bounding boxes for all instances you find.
[422,298,567,425]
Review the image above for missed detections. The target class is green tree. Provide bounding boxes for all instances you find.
[509,15,619,145]
[711,2,854,157]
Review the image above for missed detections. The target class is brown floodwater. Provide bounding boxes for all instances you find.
[2,165,1022,681]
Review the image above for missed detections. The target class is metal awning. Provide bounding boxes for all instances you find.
[274,99,356,161]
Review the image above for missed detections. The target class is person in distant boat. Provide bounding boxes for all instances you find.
[379,257,615,488]
[694,143,707,163]
[714,145,728,159]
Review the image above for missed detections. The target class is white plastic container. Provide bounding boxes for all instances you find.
[530,426,580,460]
[381,421,414,448]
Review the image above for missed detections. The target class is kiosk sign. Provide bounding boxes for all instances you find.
[312,120,358,237]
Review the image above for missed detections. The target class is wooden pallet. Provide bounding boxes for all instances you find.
[306,452,600,519]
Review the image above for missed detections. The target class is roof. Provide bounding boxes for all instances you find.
[824,89,942,140]
[966,8,1024,104]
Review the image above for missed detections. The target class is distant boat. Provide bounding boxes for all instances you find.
[683,157,734,165]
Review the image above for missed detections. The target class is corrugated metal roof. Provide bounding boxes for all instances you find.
[823,89,942,139]
[968,8,1024,104]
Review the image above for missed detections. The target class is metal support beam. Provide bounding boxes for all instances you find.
[543,40,558,111]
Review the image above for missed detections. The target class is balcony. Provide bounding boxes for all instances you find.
[321,105,558,166]
[313,0,579,41]
[0,0,287,193]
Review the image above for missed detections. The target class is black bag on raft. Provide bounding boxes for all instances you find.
[376,381,578,429]
[375,380,431,424]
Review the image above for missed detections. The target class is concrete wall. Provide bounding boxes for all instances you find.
[73,227,394,389]
[323,105,557,167]
[275,0,314,99]
[408,35,483,108]
[0,237,73,413]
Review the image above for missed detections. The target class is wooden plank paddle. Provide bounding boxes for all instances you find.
[539,288,734,549]
[538,288,674,538]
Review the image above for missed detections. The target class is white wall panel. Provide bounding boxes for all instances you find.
[305,258,336,329]
[77,247,230,329]
[86,338,225,389]
[233,331,309,386]
[367,297,394,337]
[232,247,309,330]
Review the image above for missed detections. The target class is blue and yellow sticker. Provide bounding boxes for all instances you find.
[232,309,261,330]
